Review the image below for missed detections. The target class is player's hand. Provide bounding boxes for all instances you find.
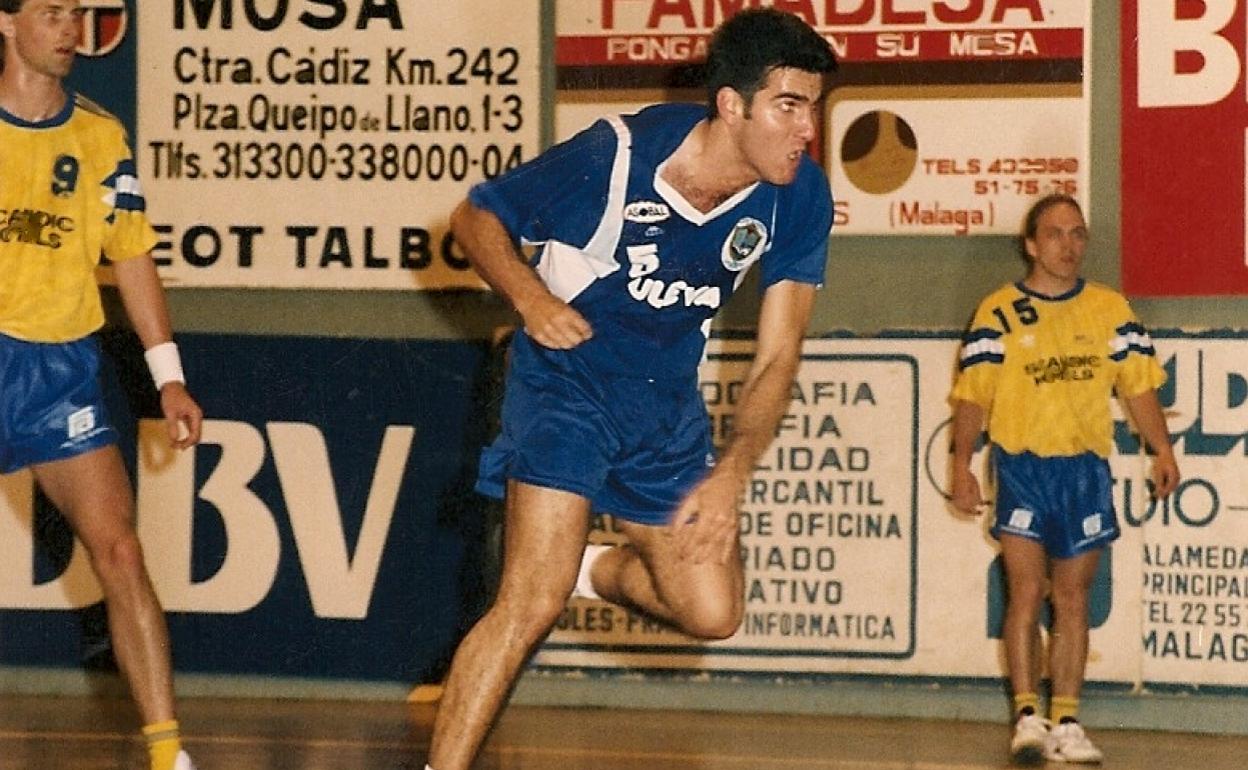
[950,467,987,515]
[160,382,203,449]
[668,471,740,565]
[519,292,593,349]
[1150,451,1181,499]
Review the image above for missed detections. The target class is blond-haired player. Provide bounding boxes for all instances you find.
[949,194,1179,764]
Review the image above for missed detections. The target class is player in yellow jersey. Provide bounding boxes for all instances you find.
[949,195,1179,765]
[1,2,201,769]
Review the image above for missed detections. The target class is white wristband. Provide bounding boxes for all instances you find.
[144,341,185,390]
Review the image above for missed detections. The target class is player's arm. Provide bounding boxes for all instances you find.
[112,254,203,449]
[948,302,1003,516]
[949,399,987,515]
[1122,388,1180,499]
[671,279,816,564]
[450,199,592,349]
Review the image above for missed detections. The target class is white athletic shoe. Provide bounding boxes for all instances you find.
[173,749,198,770]
[570,544,610,600]
[1045,721,1104,763]
[1009,713,1051,766]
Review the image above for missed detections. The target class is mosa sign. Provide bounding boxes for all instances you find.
[1122,0,1248,296]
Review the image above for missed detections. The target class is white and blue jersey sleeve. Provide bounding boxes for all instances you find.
[469,103,832,379]
[468,118,617,254]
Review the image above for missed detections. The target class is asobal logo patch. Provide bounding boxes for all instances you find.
[77,0,127,58]
[624,201,670,223]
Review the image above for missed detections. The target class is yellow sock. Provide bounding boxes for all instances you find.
[1051,696,1080,723]
[1013,691,1040,718]
[142,719,182,770]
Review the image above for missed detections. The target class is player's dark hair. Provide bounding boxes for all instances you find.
[704,9,838,120]
[0,0,23,73]
[1019,193,1083,261]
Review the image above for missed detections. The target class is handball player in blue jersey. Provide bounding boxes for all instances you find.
[425,9,838,770]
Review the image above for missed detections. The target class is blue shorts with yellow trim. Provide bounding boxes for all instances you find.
[990,446,1118,558]
[0,333,118,474]
[476,332,714,526]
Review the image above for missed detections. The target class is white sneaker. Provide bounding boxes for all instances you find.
[173,749,198,770]
[1009,713,1051,765]
[570,544,610,600]
[1046,721,1103,763]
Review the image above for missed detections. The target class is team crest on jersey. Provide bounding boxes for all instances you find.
[722,217,768,271]
[76,0,127,58]
[624,201,670,224]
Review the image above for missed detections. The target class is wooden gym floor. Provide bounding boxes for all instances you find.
[0,693,1243,769]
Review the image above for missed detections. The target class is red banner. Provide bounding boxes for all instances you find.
[1121,0,1248,296]
[556,28,1083,65]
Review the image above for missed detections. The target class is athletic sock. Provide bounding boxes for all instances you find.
[572,544,611,600]
[142,720,182,770]
[1050,696,1080,724]
[1013,692,1040,719]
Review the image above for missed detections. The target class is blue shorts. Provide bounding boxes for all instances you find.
[0,333,117,474]
[991,446,1118,558]
[476,332,714,526]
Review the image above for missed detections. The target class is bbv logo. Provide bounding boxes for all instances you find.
[77,0,128,58]
[0,420,413,620]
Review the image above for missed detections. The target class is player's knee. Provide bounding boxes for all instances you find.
[1048,587,1089,620]
[493,590,567,640]
[677,599,743,641]
[1006,579,1047,611]
[525,594,569,631]
[90,530,146,579]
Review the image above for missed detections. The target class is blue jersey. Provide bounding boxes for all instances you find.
[469,103,832,379]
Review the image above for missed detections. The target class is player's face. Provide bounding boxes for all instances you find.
[1025,202,1088,293]
[1,0,83,80]
[736,67,822,185]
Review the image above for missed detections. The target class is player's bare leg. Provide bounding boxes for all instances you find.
[1044,548,1104,763]
[1048,549,1100,699]
[590,519,744,640]
[428,481,590,770]
[999,535,1051,764]
[999,534,1048,698]
[32,445,176,723]
[1028,622,1045,698]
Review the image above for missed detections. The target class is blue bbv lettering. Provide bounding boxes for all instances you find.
[0,419,414,619]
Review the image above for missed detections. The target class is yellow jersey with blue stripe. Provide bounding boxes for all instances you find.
[950,279,1165,458]
[0,93,158,343]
